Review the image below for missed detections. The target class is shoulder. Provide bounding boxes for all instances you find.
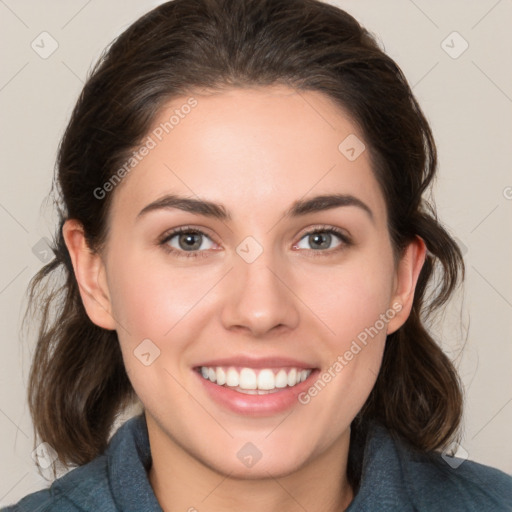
[351,422,512,511]
[1,450,116,511]
[390,427,512,511]
[1,415,152,512]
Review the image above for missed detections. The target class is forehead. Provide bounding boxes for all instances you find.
[110,85,386,225]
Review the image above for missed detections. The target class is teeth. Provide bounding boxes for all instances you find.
[275,369,288,388]
[216,367,226,386]
[198,366,313,391]
[287,368,297,387]
[257,369,275,390]
[240,368,257,389]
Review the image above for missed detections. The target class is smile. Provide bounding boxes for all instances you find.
[197,366,313,394]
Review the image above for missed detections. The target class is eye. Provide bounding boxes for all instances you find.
[158,225,352,259]
[293,227,351,254]
[159,227,217,258]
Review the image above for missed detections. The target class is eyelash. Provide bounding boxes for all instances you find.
[158,225,352,259]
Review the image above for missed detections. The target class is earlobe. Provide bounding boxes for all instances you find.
[62,219,116,330]
[386,236,427,335]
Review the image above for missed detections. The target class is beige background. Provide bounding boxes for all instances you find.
[1,0,511,505]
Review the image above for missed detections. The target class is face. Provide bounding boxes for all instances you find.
[67,85,423,479]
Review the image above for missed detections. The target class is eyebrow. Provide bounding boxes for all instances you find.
[137,193,374,223]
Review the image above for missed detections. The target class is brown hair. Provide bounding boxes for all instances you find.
[26,0,464,486]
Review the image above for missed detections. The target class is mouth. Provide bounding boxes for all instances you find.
[192,355,320,415]
[194,365,314,395]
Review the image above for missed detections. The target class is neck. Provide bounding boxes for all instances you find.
[146,415,354,512]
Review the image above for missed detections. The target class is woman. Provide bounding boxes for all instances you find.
[4,0,511,510]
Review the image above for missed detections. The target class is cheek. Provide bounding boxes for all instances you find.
[105,251,228,398]
[309,249,395,345]
[107,233,396,354]
[297,275,391,444]
[106,249,218,339]
[300,248,394,408]
[106,255,208,407]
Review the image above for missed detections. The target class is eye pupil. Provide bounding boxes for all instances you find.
[310,232,331,249]
[179,233,201,250]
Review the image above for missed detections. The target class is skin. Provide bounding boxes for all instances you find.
[63,85,426,512]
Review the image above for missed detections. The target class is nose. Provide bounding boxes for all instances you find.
[220,249,300,338]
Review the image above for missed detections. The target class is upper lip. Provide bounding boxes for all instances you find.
[195,355,317,370]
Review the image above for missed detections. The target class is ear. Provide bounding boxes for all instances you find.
[386,235,427,335]
[62,219,116,330]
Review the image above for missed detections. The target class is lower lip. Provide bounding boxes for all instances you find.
[194,368,319,416]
